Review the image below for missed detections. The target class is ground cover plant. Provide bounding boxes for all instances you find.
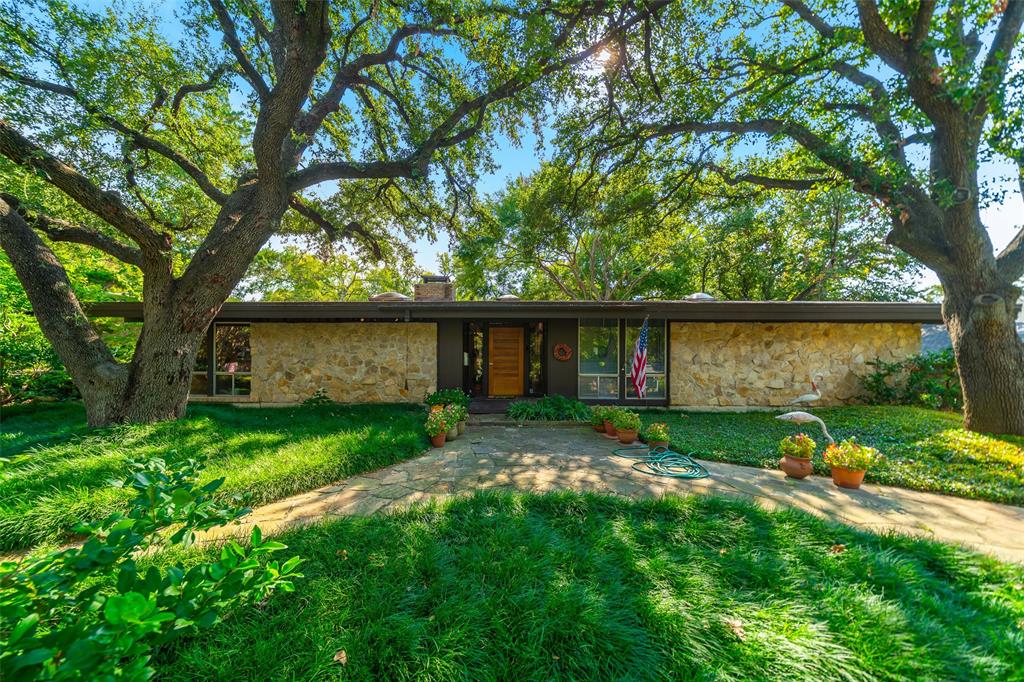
[641,407,1024,506]
[506,395,590,421]
[155,492,1024,681]
[0,403,427,551]
[0,456,301,681]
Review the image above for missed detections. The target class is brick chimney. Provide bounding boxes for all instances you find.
[414,275,454,301]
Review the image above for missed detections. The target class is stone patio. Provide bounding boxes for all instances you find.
[201,424,1024,563]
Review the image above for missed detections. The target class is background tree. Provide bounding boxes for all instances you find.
[454,161,689,300]
[0,0,666,425]
[453,160,920,301]
[559,0,1024,433]
[237,244,417,301]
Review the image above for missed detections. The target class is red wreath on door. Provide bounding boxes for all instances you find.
[553,343,573,362]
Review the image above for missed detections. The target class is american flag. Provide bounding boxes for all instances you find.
[630,317,649,399]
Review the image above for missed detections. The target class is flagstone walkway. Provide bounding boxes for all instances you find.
[203,424,1024,563]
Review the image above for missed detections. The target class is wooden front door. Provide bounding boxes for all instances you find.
[487,326,525,397]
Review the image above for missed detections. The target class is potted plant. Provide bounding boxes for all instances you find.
[591,406,608,433]
[602,407,619,439]
[612,410,641,445]
[823,438,882,489]
[425,410,447,448]
[451,404,468,435]
[778,433,816,479]
[644,422,670,448]
[443,406,459,440]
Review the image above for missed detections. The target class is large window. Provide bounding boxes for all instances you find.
[578,318,619,399]
[625,319,666,399]
[190,323,251,396]
[214,324,251,395]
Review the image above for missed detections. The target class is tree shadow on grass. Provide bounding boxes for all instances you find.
[0,403,429,551]
[157,491,1024,681]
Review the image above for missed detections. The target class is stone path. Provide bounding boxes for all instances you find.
[202,425,1024,563]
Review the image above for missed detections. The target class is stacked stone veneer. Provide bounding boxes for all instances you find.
[250,322,436,404]
[669,322,921,407]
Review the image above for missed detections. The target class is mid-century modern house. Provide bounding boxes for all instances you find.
[90,276,943,410]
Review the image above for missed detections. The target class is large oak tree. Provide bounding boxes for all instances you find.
[0,0,665,425]
[560,0,1024,433]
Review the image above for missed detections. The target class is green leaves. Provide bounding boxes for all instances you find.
[0,455,302,681]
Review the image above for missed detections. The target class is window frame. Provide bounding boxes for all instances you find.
[190,322,252,397]
[623,318,668,402]
[577,318,670,406]
[577,318,621,401]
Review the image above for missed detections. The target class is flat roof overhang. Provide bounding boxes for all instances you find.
[85,300,945,324]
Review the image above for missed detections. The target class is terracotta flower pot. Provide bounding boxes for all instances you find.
[617,429,638,445]
[830,466,866,489]
[603,419,618,438]
[457,420,466,435]
[780,454,813,480]
[593,422,605,433]
[648,440,669,448]
[430,433,446,448]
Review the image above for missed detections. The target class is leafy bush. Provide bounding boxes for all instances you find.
[611,410,641,432]
[643,422,670,443]
[861,349,962,410]
[824,438,883,471]
[0,456,301,681]
[506,395,590,422]
[425,388,470,408]
[424,410,448,437]
[590,406,609,427]
[301,388,334,407]
[780,433,816,459]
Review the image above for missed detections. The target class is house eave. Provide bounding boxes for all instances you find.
[84,300,946,324]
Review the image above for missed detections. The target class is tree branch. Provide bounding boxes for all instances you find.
[208,0,270,100]
[0,122,170,256]
[24,208,144,267]
[0,66,229,205]
[170,65,229,114]
[287,196,384,260]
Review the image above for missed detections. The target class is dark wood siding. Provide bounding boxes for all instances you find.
[436,319,462,390]
[546,318,578,398]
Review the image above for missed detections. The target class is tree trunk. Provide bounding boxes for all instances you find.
[940,274,1024,435]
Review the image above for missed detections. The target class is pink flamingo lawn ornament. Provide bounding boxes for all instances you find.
[776,411,834,444]
[789,376,822,405]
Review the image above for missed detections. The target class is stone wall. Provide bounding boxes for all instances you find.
[250,322,436,404]
[669,322,920,407]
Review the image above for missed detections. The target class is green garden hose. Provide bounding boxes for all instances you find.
[611,445,710,479]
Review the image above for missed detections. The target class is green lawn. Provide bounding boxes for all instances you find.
[156,492,1024,681]
[0,402,428,551]
[640,407,1024,506]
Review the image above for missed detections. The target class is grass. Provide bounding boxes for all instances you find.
[0,402,428,551]
[155,492,1024,681]
[640,407,1024,506]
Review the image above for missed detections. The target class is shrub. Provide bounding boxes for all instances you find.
[301,388,334,407]
[425,389,470,408]
[506,395,590,422]
[448,404,468,424]
[611,410,641,432]
[861,349,961,410]
[590,406,608,427]
[824,438,883,471]
[0,456,301,681]
[780,433,816,459]
[425,410,448,437]
[644,422,670,443]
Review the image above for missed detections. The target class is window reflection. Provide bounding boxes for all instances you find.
[578,319,619,399]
